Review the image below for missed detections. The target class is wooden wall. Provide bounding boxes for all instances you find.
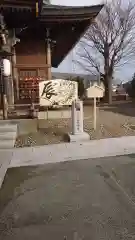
[15,39,48,78]
[14,39,48,103]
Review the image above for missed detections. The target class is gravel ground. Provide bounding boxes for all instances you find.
[15,104,135,147]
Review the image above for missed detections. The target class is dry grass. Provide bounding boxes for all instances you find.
[15,102,135,147]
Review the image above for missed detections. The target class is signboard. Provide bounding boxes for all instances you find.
[39,79,78,106]
[85,83,105,130]
[86,84,105,98]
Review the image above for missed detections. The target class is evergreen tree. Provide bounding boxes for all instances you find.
[126,73,135,98]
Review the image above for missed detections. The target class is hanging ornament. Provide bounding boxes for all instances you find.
[1,59,11,77]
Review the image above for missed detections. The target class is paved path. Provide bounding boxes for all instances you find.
[1,155,135,239]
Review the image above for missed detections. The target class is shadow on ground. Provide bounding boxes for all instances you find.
[100,101,135,117]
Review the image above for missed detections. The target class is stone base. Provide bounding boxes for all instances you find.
[38,110,71,120]
[67,132,90,143]
[0,122,17,148]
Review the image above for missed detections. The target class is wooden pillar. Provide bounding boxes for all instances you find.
[8,48,15,106]
[11,46,19,101]
[0,65,8,119]
[0,20,14,106]
[5,75,14,107]
[46,28,52,80]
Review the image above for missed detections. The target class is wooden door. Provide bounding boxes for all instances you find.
[19,69,37,78]
[19,68,39,104]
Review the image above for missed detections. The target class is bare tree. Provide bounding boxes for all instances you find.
[76,0,135,104]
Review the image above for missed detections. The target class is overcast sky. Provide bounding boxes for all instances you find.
[51,0,102,6]
[51,0,134,82]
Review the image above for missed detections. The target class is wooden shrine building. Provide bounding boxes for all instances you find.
[0,0,103,105]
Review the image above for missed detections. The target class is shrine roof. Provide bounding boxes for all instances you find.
[0,2,103,67]
[1,0,43,9]
[40,4,103,67]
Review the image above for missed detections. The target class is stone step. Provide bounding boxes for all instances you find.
[0,150,13,188]
[0,123,17,149]
[0,122,18,187]
[0,139,16,149]
[0,131,17,140]
[0,124,17,133]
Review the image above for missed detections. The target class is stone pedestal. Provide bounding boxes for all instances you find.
[68,132,90,142]
[67,100,90,142]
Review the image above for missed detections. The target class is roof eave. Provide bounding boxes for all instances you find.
[41,4,103,17]
[49,4,104,67]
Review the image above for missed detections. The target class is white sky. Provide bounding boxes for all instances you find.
[51,0,102,6]
[51,0,134,82]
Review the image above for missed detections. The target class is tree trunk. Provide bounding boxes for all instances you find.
[103,45,113,104]
[103,74,113,104]
[108,76,112,104]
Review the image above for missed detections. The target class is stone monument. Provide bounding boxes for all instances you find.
[67,100,90,142]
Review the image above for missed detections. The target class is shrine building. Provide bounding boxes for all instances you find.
[0,0,103,105]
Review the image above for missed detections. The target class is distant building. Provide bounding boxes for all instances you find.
[52,72,101,89]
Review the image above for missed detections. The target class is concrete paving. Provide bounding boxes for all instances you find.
[1,155,135,239]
